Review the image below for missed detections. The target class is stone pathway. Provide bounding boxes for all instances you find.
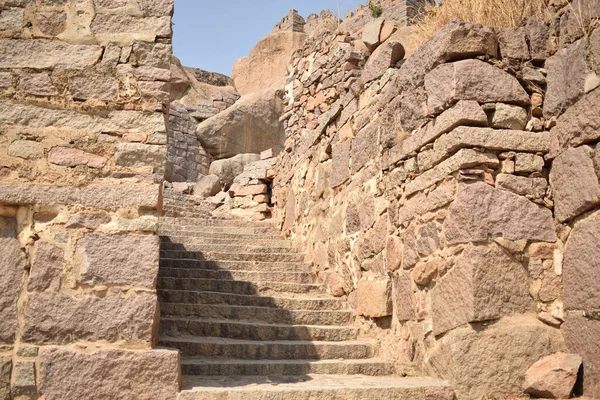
[158,190,454,399]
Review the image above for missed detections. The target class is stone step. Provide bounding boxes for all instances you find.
[160,217,277,228]
[157,290,346,310]
[158,277,325,295]
[178,375,455,400]
[160,242,295,254]
[159,224,280,236]
[159,336,376,360]
[180,358,395,377]
[159,230,282,240]
[160,317,358,342]
[158,268,314,284]
[161,236,292,248]
[159,259,310,273]
[160,250,304,263]
[160,303,354,326]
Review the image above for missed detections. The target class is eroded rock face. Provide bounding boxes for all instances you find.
[444,182,556,244]
[357,278,393,318]
[428,316,564,400]
[523,353,582,399]
[38,347,180,400]
[196,88,285,160]
[209,154,261,189]
[431,243,532,335]
[232,31,306,95]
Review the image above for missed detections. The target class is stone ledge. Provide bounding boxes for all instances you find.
[404,149,498,197]
[0,183,161,209]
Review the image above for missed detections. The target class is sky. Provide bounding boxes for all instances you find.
[172,0,361,76]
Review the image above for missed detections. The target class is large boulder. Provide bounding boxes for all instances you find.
[196,87,285,160]
[232,31,306,95]
[170,56,238,107]
[209,154,261,189]
[427,316,565,400]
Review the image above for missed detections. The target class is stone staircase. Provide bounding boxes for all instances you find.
[158,191,455,399]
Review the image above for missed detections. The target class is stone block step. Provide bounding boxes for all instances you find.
[180,358,394,377]
[178,375,455,400]
[160,242,295,254]
[160,250,304,263]
[159,230,281,240]
[158,268,315,284]
[159,259,309,273]
[161,236,292,248]
[160,303,354,326]
[159,224,280,236]
[160,317,358,341]
[158,277,325,295]
[157,290,346,310]
[159,336,376,360]
[160,217,276,228]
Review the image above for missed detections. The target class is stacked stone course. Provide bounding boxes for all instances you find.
[0,0,180,398]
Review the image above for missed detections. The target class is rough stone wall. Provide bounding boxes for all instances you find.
[273,2,600,398]
[0,0,180,399]
[166,102,210,182]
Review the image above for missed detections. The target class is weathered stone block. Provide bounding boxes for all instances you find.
[114,143,164,171]
[444,182,556,244]
[138,0,175,17]
[362,40,405,83]
[22,292,157,343]
[7,140,44,160]
[0,357,10,400]
[523,353,582,399]
[357,278,393,318]
[563,210,600,310]
[425,59,530,115]
[90,15,171,39]
[0,184,161,209]
[362,18,384,51]
[131,41,171,68]
[48,147,107,169]
[18,72,58,96]
[38,347,180,400]
[496,174,547,198]
[428,316,564,400]
[11,361,36,397]
[0,100,166,134]
[78,233,159,289]
[0,39,102,69]
[69,76,118,100]
[0,238,24,343]
[351,120,378,174]
[28,242,63,292]
[544,38,587,118]
[65,213,111,230]
[392,270,414,322]
[431,243,532,335]
[498,27,529,60]
[550,87,598,157]
[550,146,600,222]
[331,139,351,188]
[491,103,528,130]
[563,313,600,397]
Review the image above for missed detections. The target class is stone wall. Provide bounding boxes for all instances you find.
[166,102,210,182]
[0,0,179,399]
[273,1,600,398]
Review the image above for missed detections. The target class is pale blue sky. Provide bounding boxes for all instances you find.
[172,0,360,76]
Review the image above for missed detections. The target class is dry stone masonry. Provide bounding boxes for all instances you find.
[2,0,600,399]
[0,0,179,399]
